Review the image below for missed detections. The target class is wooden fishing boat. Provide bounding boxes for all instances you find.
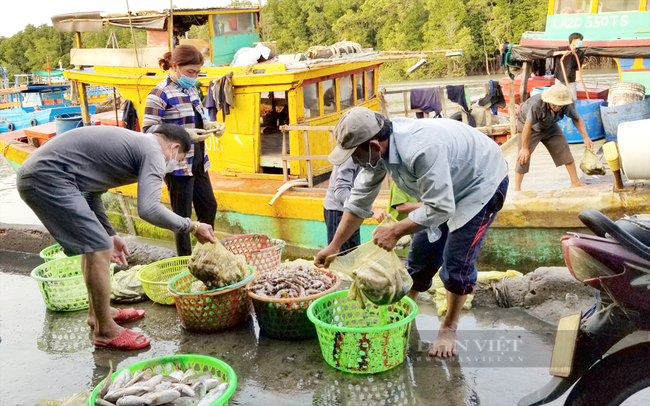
[1,5,648,272]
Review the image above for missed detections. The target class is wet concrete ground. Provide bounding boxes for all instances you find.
[1,249,648,406]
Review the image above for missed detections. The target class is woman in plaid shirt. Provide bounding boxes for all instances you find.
[143,45,224,255]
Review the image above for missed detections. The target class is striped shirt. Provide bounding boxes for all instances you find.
[143,76,210,176]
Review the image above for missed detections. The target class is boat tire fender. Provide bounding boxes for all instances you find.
[7,122,15,131]
[30,118,38,127]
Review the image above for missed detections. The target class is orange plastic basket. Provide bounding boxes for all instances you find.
[168,267,254,332]
[220,234,285,273]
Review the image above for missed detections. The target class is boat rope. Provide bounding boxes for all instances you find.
[125,0,141,68]
[491,276,513,308]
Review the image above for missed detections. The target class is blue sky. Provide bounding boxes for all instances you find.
[0,0,261,38]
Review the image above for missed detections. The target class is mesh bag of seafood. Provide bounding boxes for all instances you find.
[328,217,413,307]
[188,241,248,289]
[247,262,340,340]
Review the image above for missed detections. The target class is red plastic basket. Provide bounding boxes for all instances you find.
[221,234,285,273]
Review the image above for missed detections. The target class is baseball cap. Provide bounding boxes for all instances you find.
[541,85,573,106]
[328,107,382,165]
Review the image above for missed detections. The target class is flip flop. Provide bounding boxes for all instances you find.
[94,328,151,350]
[113,308,145,324]
[89,308,145,330]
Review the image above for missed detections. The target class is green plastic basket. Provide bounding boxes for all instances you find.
[31,255,115,312]
[87,354,237,406]
[248,268,341,340]
[137,256,189,305]
[39,244,67,262]
[307,290,418,374]
[168,267,255,332]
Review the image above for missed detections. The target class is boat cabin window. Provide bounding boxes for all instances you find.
[21,92,43,109]
[323,79,337,114]
[366,70,375,100]
[303,83,320,119]
[260,91,289,173]
[339,76,354,110]
[355,72,365,103]
[597,0,640,12]
[554,0,592,14]
[212,13,254,36]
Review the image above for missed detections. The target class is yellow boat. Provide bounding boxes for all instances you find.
[2,5,647,270]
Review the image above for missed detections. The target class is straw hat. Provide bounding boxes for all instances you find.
[541,85,573,106]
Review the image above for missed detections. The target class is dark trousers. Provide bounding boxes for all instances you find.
[165,143,217,256]
[407,176,509,295]
[324,209,361,254]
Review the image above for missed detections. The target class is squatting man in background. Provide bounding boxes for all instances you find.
[17,124,216,351]
[515,84,594,191]
[315,107,509,358]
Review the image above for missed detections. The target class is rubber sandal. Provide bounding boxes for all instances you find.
[113,308,145,324]
[94,329,151,350]
[89,308,145,330]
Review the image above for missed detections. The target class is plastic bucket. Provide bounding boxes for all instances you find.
[618,118,650,180]
[558,99,606,143]
[600,97,650,141]
[54,113,83,135]
[607,82,646,107]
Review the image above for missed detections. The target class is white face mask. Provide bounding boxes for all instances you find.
[362,142,384,170]
[165,146,179,173]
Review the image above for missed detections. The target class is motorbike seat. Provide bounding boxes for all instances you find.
[579,209,650,262]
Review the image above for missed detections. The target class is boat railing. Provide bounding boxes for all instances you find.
[279,124,336,188]
[382,81,517,140]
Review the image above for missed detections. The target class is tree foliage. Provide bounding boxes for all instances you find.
[1,0,548,82]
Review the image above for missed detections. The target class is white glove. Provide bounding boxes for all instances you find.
[186,128,211,142]
[203,121,226,138]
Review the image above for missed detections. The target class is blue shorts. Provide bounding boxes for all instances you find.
[324,208,361,254]
[407,176,509,295]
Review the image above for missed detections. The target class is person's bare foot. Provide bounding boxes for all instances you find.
[87,307,120,329]
[429,326,458,358]
[571,180,587,187]
[407,289,419,302]
[92,324,125,345]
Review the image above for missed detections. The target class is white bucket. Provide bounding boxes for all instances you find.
[607,82,646,107]
[618,119,650,180]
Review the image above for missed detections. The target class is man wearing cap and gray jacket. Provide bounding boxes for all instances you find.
[314,107,509,358]
[515,84,594,191]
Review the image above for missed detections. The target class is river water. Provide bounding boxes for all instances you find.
[0,69,621,227]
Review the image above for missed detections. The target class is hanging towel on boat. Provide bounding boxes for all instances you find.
[205,72,234,121]
[500,43,510,67]
[446,85,475,126]
[478,80,507,115]
[410,87,442,119]
[122,100,138,131]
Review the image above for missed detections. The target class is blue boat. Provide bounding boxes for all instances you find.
[559,99,606,144]
[0,84,95,133]
[601,97,650,142]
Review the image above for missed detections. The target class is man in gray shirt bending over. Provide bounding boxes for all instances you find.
[17,124,216,350]
[315,107,508,358]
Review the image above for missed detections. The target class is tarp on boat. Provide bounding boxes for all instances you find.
[509,45,650,63]
[51,11,167,33]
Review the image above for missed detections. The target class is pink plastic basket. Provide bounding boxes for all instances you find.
[221,234,285,273]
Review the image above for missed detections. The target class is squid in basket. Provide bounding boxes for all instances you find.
[327,216,413,307]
